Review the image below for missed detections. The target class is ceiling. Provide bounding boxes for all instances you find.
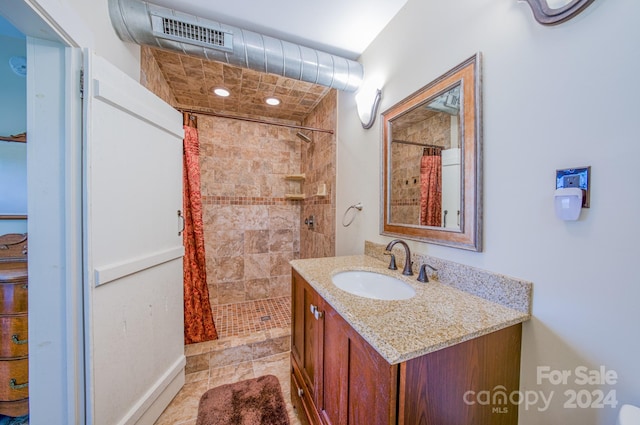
[146,0,408,122]
[148,0,408,60]
[151,47,332,122]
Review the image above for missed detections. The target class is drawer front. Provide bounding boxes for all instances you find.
[0,359,29,401]
[0,282,28,315]
[0,316,28,358]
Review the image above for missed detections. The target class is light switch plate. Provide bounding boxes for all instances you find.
[556,166,590,208]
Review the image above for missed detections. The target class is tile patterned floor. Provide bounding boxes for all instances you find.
[212,297,291,339]
[155,298,301,425]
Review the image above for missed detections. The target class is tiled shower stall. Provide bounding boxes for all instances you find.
[141,46,336,339]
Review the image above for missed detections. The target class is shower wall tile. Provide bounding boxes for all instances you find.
[269,276,291,299]
[245,230,269,254]
[140,46,177,106]
[269,229,293,252]
[270,252,295,277]
[197,114,305,308]
[213,256,244,282]
[217,282,246,305]
[245,278,272,300]
[206,230,244,257]
[244,253,270,279]
[300,90,337,259]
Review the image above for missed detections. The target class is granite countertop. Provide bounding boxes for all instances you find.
[290,255,531,365]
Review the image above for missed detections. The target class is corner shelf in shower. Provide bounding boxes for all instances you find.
[284,193,306,200]
[284,174,305,200]
[284,174,306,181]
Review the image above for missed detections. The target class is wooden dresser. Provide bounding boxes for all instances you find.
[0,234,28,417]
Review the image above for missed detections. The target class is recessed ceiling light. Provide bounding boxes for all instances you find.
[265,97,281,106]
[214,87,230,97]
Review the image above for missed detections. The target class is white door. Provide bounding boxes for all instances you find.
[83,52,185,425]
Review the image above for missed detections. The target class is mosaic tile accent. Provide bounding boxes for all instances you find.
[212,297,291,339]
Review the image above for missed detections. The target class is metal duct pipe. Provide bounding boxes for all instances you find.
[108,0,364,92]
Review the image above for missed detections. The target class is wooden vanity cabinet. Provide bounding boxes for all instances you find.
[291,269,324,425]
[320,299,397,425]
[291,269,397,425]
[291,269,522,425]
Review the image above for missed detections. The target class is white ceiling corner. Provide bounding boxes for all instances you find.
[148,0,408,60]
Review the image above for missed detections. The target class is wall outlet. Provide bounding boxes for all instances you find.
[563,174,581,187]
[556,166,591,208]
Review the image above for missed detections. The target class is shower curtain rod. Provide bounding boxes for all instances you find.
[177,108,334,135]
[392,139,443,148]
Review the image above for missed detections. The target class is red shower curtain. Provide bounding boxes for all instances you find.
[182,113,218,344]
[419,149,442,227]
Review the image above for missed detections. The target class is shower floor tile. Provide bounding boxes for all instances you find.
[212,296,291,339]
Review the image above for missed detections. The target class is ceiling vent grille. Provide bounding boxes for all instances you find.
[150,14,233,52]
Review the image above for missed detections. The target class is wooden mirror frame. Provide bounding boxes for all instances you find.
[523,0,595,25]
[381,54,482,251]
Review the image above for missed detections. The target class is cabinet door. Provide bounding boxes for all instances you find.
[399,324,522,425]
[291,270,323,404]
[319,299,398,425]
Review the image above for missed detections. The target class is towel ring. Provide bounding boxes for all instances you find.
[342,203,363,227]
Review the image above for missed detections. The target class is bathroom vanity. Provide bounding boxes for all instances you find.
[290,255,530,425]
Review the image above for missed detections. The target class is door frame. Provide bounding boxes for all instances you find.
[0,1,91,423]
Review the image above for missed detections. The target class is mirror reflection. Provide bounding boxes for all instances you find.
[381,54,482,251]
[389,84,462,230]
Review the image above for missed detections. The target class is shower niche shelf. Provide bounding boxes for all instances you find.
[284,174,305,181]
[285,174,305,200]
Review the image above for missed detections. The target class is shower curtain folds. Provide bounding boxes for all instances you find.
[420,148,442,227]
[182,114,218,344]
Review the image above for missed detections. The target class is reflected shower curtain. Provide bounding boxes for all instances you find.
[182,113,218,344]
[419,148,442,227]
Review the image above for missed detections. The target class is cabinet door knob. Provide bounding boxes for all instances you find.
[310,304,317,315]
[298,388,304,397]
[314,309,323,320]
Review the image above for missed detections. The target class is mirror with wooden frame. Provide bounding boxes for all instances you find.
[381,54,482,251]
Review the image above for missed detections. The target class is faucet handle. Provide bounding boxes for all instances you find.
[417,264,438,283]
[384,251,397,270]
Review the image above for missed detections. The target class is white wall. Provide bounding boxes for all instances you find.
[337,0,640,423]
[65,0,140,78]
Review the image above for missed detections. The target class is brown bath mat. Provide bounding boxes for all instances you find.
[196,375,290,425]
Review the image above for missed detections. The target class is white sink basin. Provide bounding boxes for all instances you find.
[331,270,416,300]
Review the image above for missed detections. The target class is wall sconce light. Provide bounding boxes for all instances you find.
[520,0,595,26]
[355,87,382,130]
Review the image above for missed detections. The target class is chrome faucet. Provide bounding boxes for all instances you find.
[384,239,413,276]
